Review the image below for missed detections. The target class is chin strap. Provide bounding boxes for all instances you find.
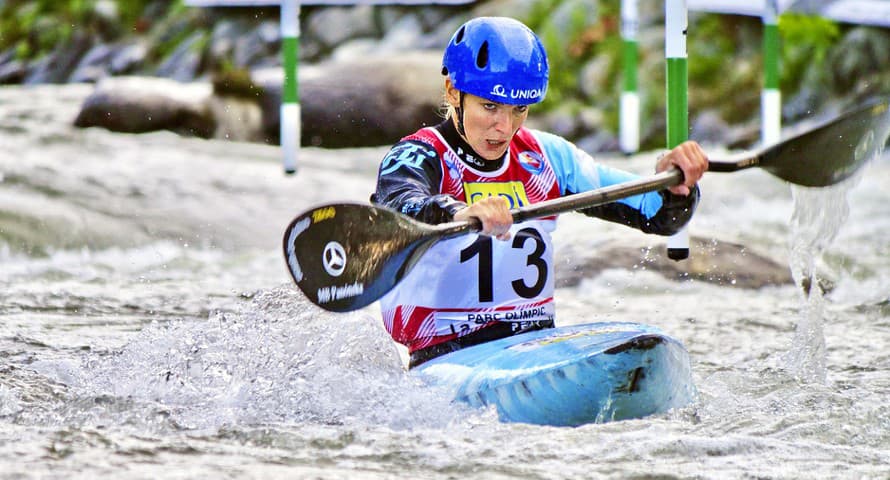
[455,91,467,138]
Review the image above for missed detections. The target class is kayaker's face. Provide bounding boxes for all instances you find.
[446,80,529,161]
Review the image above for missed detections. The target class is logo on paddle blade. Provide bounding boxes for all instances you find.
[322,241,346,277]
[311,206,336,223]
[317,282,364,304]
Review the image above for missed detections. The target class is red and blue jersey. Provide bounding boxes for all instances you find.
[371,119,698,361]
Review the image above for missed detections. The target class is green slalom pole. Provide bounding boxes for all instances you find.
[665,0,689,261]
[762,0,781,146]
[620,0,640,154]
[281,0,300,174]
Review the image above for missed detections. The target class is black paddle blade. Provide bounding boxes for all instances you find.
[283,203,439,312]
[759,99,890,187]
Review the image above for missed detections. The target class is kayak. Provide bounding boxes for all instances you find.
[412,322,696,426]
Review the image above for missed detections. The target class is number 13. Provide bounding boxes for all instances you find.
[459,227,548,302]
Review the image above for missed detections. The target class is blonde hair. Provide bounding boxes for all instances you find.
[440,99,456,120]
[440,78,456,120]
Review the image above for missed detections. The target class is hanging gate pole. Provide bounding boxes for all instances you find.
[761,0,781,146]
[620,0,640,154]
[281,0,300,174]
[665,0,690,261]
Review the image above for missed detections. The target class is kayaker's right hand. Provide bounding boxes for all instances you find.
[656,140,708,196]
[453,196,513,241]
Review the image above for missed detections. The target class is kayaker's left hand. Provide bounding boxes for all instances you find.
[656,141,709,196]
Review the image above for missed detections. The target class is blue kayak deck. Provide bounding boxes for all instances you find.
[413,322,697,426]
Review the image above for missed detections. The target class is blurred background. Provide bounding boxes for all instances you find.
[2,0,889,153]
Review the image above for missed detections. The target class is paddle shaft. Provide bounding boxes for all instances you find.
[435,164,702,237]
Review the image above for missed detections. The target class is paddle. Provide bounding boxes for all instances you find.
[284,99,890,312]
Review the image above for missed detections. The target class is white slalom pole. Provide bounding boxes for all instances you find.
[620,0,640,154]
[281,0,300,174]
[665,0,689,261]
[761,0,781,146]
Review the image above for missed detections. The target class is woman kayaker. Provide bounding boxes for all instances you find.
[371,16,708,368]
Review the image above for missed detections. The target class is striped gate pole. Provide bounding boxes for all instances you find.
[761,0,781,146]
[186,0,474,174]
[281,0,300,174]
[620,0,640,154]
[665,0,690,261]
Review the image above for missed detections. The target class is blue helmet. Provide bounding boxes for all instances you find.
[442,17,549,105]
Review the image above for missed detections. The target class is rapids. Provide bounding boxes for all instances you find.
[1,85,888,479]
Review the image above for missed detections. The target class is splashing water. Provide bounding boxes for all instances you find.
[785,178,857,383]
[31,287,474,433]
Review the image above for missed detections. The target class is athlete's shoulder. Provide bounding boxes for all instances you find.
[379,137,440,177]
[523,128,574,150]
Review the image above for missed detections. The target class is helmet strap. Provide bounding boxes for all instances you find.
[455,91,467,138]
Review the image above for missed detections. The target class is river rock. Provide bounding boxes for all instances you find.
[73,51,443,146]
[303,5,379,55]
[108,42,149,75]
[254,51,444,148]
[207,95,265,143]
[555,236,793,289]
[828,26,890,93]
[48,40,142,84]
[70,44,117,83]
[24,32,93,85]
[0,52,26,84]
[73,76,215,137]
[155,31,205,82]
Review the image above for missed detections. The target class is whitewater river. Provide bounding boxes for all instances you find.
[1,84,888,479]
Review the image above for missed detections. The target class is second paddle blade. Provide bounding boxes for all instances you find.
[760,99,890,187]
[283,203,440,312]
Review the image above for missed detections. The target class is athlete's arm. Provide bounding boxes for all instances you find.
[534,130,700,235]
[371,140,466,224]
